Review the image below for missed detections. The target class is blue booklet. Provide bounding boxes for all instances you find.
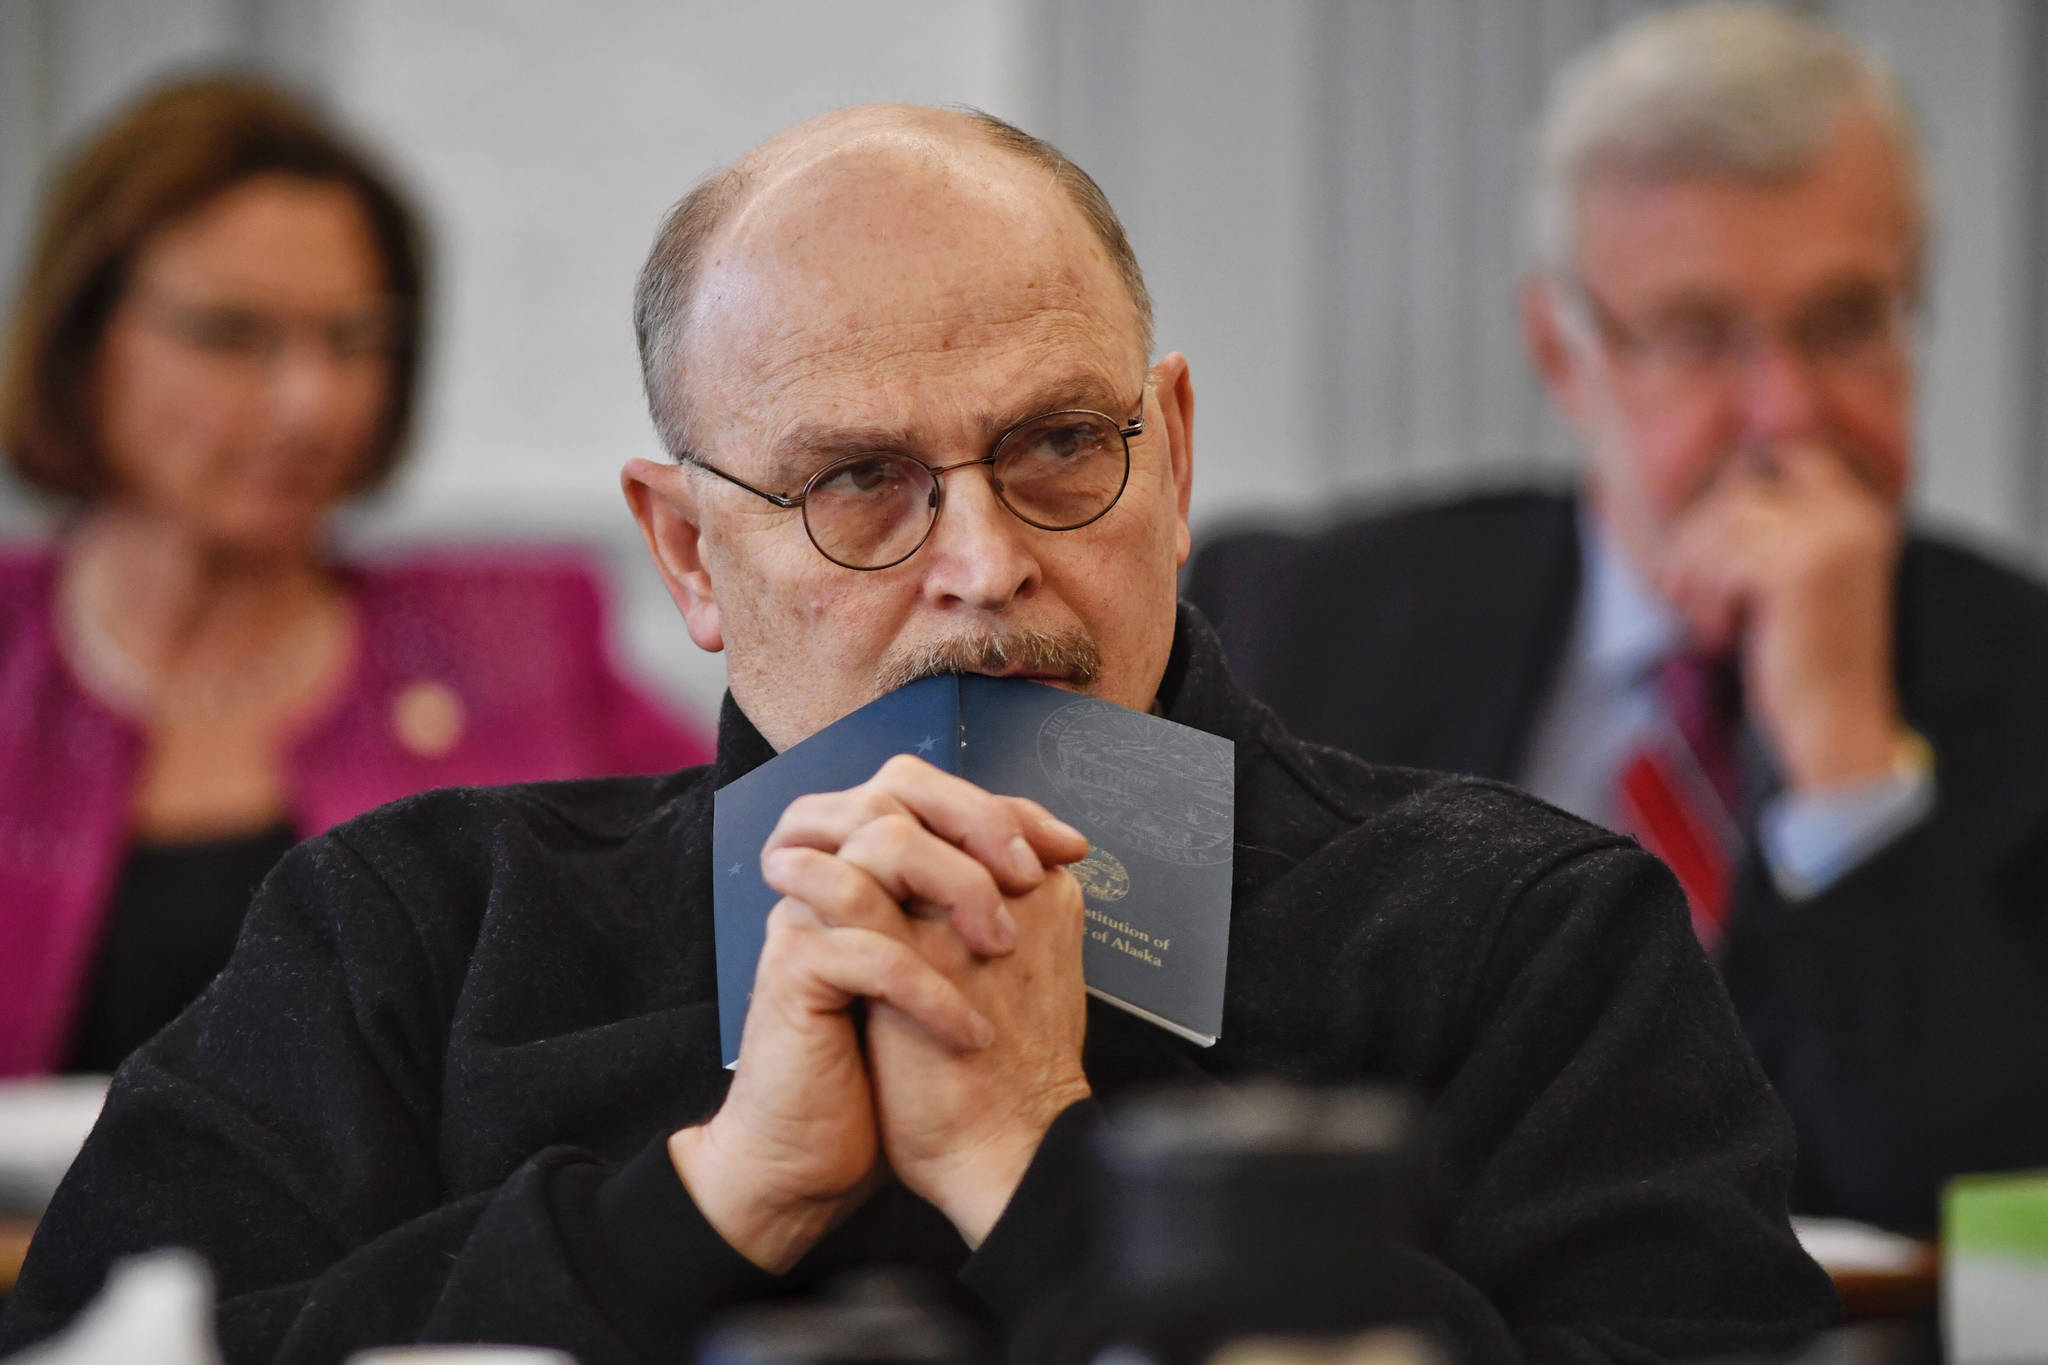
[712,675,1235,1065]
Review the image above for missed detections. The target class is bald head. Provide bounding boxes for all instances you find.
[634,105,1153,460]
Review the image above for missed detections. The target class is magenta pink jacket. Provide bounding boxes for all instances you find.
[0,545,714,1075]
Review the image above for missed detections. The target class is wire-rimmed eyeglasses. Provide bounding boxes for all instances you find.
[684,405,1145,571]
[1557,274,1915,389]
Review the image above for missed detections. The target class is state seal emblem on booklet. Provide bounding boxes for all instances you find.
[712,673,1235,1066]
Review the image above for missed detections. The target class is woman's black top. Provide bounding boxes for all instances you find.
[65,823,297,1074]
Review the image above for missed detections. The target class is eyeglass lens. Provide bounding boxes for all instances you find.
[1607,284,1906,381]
[802,410,1131,569]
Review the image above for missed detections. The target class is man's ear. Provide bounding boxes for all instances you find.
[1150,352,1196,566]
[1521,275,1592,431]
[621,457,724,653]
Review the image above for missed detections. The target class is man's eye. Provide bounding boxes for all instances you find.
[1017,421,1110,465]
[1039,426,1090,459]
[818,456,912,496]
[1798,298,1888,357]
[1654,316,1736,364]
[326,315,403,359]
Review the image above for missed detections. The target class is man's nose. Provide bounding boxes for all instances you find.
[917,467,1042,612]
[1734,335,1828,442]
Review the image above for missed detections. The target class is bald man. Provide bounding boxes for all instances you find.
[1,108,1835,1364]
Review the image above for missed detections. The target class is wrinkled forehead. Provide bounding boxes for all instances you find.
[682,135,1143,437]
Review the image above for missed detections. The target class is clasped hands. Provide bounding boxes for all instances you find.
[669,753,1094,1273]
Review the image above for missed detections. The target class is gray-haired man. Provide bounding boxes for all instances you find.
[1190,1,2048,1235]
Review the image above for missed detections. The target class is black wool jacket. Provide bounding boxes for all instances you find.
[1,610,1836,1364]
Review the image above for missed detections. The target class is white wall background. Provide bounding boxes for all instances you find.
[3,0,2045,718]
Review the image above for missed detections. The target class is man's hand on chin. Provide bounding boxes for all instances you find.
[866,861,1093,1249]
[668,754,1088,1273]
[1653,441,1907,792]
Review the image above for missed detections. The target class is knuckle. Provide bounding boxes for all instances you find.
[762,842,811,878]
[966,862,1003,906]
[812,853,860,899]
[855,786,906,828]
[778,792,830,827]
[877,753,927,784]
[1006,795,1048,823]
[760,904,812,962]
[869,938,923,992]
[872,811,924,853]
[876,945,918,991]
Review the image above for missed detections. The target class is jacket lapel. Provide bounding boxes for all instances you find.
[1406,494,1583,783]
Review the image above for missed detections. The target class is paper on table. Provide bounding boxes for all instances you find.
[6,1249,220,1365]
[1791,1215,1930,1274]
[0,1075,110,1213]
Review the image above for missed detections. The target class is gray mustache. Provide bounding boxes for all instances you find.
[880,628,1102,692]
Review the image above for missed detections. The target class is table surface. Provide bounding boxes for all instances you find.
[1,1215,34,1297]
[0,1211,1939,1320]
[1829,1243,1942,1320]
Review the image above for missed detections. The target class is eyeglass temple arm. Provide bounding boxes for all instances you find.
[681,454,801,508]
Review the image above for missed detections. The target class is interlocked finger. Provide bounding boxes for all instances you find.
[764,754,1086,894]
[836,812,1017,955]
[778,917,993,1053]
[763,847,912,940]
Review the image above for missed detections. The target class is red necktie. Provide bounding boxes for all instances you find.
[1615,653,1743,952]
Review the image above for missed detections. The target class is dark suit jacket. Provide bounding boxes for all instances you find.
[1186,488,2048,1234]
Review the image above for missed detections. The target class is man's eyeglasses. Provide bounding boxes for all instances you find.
[684,405,1145,571]
[1558,276,1915,389]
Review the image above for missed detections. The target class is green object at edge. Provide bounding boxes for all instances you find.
[1946,1170,2048,1260]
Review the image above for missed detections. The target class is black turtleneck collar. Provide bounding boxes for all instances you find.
[712,693,781,789]
[709,603,1253,790]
